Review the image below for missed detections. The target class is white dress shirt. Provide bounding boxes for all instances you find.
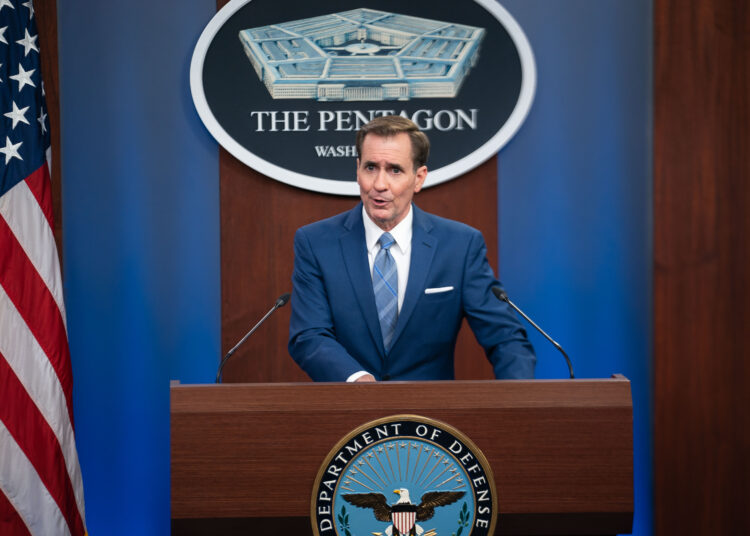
[347,205,414,382]
[362,205,412,312]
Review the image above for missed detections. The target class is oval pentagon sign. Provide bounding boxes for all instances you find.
[191,0,536,195]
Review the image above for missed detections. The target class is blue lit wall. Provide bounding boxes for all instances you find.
[57,1,651,534]
[500,2,652,534]
[58,1,219,533]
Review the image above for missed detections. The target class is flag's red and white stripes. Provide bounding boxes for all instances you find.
[1,165,86,535]
[393,510,417,534]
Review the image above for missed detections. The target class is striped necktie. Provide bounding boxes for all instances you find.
[373,232,398,350]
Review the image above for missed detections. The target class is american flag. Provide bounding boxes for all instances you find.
[0,1,87,535]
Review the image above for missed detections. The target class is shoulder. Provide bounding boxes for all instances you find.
[413,205,482,239]
[296,205,360,239]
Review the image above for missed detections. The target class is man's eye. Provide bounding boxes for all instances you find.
[391,168,401,174]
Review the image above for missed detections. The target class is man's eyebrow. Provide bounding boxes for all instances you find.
[360,160,404,169]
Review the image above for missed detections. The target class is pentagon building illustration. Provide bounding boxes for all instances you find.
[238,8,485,101]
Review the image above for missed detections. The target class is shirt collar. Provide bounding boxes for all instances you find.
[362,204,413,256]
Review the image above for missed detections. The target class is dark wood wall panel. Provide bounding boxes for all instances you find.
[220,151,498,383]
[214,0,498,384]
[216,5,498,382]
[654,0,750,534]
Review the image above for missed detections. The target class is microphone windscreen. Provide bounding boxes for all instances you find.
[491,286,509,302]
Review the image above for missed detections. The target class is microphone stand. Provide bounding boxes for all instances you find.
[215,293,290,383]
[492,287,575,379]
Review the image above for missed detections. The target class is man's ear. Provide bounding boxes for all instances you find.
[413,165,428,193]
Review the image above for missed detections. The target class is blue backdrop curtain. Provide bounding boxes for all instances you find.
[57,0,651,533]
[500,2,652,534]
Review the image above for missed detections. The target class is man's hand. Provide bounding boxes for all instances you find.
[355,374,377,382]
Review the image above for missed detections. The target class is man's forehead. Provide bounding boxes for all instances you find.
[360,133,413,157]
[362,131,411,146]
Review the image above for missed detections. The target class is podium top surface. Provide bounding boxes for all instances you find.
[171,376,632,413]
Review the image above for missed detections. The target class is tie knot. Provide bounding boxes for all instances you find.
[378,232,395,251]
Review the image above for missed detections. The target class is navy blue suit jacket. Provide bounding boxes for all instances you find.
[288,204,535,381]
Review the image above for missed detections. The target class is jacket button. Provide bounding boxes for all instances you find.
[382,374,391,381]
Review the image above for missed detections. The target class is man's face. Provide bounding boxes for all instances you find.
[357,132,428,232]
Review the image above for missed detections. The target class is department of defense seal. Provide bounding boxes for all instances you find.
[312,415,497,536]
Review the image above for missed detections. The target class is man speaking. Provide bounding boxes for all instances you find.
[288,116,535,382]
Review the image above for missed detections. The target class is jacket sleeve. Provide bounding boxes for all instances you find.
[461,229,536,379]
[288,227,370,382]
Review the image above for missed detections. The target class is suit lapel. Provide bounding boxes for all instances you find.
[339,205,385,355]
[390,206,436,349]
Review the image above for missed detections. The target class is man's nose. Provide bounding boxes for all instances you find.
[373,169,388,189]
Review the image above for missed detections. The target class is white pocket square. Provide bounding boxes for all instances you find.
[424,286,454,294]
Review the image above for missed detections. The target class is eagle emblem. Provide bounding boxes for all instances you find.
[344,488,465,536]
[311,416,497,536]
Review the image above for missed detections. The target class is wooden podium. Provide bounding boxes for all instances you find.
[171,377,633,535]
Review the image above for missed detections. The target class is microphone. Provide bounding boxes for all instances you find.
[215,292,291,383]
[492,286,575,379]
